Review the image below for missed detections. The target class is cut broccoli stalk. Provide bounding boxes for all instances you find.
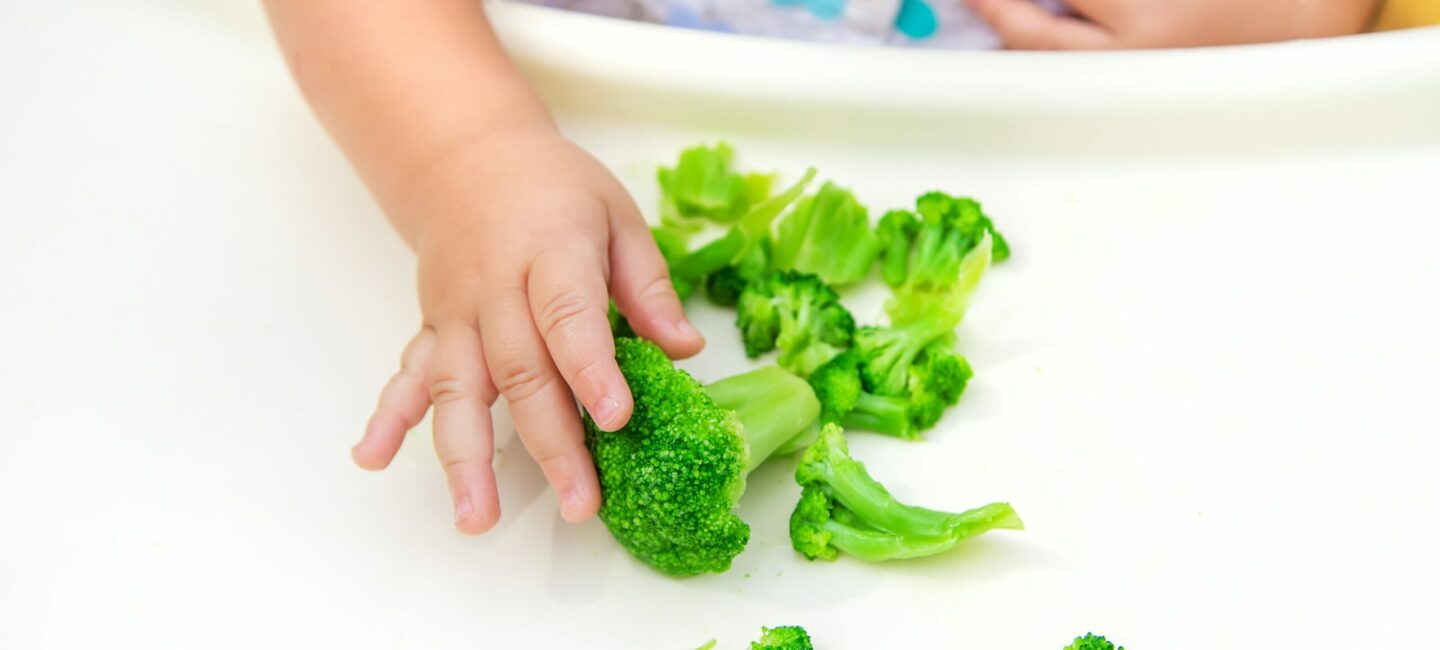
[789,424,1022,562]
[772,181,882,286]
[886,229,992,327]
[705,366,822,473]
[584,338,821,577]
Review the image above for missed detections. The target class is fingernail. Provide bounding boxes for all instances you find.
[592,395,620,428]
[454,495,476,524]
[674,318,702,341]
[559,489,588,523]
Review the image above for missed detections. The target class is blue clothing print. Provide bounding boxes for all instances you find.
[518,0,1068,49]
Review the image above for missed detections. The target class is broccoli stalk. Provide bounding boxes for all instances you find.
[736,270,856,377]
[705,366,824,473]
[771,181,883,286]
[584,338,821,576]
[790,424,1022,562]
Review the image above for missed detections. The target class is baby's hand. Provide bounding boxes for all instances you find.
[969,0,1376,49]
[351,127,704,533]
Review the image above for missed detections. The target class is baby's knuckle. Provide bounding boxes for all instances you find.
[492,361,554,402]
[429,377,476,405]
[537,291,592,340]
[637,274,679,304]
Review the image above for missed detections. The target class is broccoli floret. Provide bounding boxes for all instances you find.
[705,265,749,307]
[750,626,813,650]
[736,270,856,376]
[876,209,920,288]
[789,424,1022,561]
[885,191,1000,325]
[584,338,821,576]
[771,181,883,286]
[1065,633,1124,650]
[807,346,971,439]
[906,338,973,429]
[658,142,773,229]
[853,298,964,397]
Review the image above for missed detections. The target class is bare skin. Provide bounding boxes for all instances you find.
[968,0,1380,50]
[263,0,1375,534]
[264,0,703,534]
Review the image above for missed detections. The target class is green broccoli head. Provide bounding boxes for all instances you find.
[705,265,749,307]
[876,209,920,288]
[586,339,821,576]
[790,424,1022,562]
[885,191,1001,325]
[750,626,814,650]
[854,306,959,397]
[736,270,856,376]
[771,181,883,286]
[905,339,974,430]
[585,338,750,576]
[1064,633,1124,650]
[807,349,863,424]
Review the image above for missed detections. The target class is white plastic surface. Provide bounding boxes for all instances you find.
[3,2,1439,649]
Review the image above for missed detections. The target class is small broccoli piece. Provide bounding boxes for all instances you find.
[885,191,1000,325]
[807,346,970,439]
[585,339,821,576]
[772,181,883,286]
[667,169,816,293]
[876,209,920,288]
[789,424,1022,561]
[906,338,973,429]
[1065,633,1124,650]
[736,270,856,376]
[750,626,813,650]
[853,298,964,397]
[657,142,773,228]
[705,265,748,307]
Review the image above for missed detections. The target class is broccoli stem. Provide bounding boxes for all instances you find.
[813,448,977,537]
[705,366,822,473]
[821,502,1021,561]
[839,392,914,440]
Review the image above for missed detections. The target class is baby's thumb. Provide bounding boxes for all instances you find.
[608,200,704,359]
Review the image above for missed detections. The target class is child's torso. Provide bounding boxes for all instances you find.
[520,0,1068,49]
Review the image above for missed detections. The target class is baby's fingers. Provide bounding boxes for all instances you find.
[429,324,502,534]
[482,287,600,524]
[608,195,704,359]
[355,329,436,470]
[528,249,631,432]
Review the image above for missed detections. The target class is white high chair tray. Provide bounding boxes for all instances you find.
[2,2,1438,648]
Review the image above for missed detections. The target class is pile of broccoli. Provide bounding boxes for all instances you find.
[585,142,1023,581]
